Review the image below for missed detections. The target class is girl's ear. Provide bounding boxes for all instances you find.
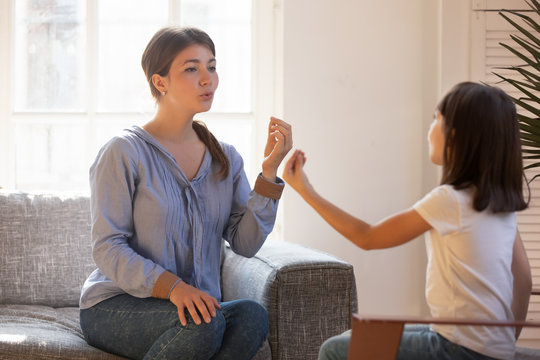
[151,74,167,93]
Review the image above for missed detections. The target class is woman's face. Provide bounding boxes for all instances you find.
[158,44,219,114]
[428,110,445,166]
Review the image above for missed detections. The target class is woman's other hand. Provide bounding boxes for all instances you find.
[282,149,312,197]
[169,280,221,326]
[262,117,293,182]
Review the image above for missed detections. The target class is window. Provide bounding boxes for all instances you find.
[0,0,281,191]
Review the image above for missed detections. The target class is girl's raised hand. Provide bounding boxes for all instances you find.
[282,149,312,196]
[262,117,293,181]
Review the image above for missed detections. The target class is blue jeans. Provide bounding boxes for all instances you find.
[80,294,268,360]
[318,325,497,360]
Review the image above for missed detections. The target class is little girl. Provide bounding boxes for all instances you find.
[283,82,532,360]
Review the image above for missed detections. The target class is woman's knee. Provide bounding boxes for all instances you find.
[226,299,268,336]
[244,300,268,341]
[243,300,268,325]
[194,310,227,348]
[143,313,226,360]
[218,299,269,349]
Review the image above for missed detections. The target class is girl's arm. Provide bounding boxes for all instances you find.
[283,150,432,250]
[511,230,532,339]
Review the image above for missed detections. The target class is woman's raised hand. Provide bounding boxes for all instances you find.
[282,149,312,197]
[169,280,221,326]
[262,117,293,181]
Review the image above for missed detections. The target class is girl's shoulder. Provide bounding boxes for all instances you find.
[414,185,464,234]
[421,184,478,219]
[428,184,473,202]
[425,184,458,201]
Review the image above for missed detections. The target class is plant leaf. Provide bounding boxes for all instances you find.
[499,12,540,46]
[522,139,540,149]
[499,43,539,71]
[515,98,540,118]
[524,162,540,170]
[530,0,540,12]
[498,5,540,183]
[499,76,540,104]
[519,115,540,130]
[508,35,540,59]
[528,0,540,12]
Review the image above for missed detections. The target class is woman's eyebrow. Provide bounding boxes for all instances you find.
[182,58,216,65]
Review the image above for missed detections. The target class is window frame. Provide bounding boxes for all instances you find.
[0,0,283,191]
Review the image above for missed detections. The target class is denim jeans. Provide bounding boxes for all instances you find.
[318,325,497,360]
[80,294,268,360]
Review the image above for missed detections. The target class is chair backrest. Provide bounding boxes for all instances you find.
[0,190,95,307]
[347,316,404,360]
[347,314,540,360]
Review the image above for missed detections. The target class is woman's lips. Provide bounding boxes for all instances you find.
[200,92,213,100]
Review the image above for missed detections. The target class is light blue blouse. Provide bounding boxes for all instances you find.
[79,126,282,309]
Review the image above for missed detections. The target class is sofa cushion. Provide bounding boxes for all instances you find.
[0,304,126,359]
[0,191,95,307]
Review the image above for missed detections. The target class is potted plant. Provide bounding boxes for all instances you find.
[495,0,540,182]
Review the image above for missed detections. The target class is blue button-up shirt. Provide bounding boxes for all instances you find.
[80,126,281,309]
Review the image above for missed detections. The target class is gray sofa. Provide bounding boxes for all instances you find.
[0,190,357,360]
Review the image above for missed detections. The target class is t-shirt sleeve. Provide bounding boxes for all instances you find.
[413,185,461,236]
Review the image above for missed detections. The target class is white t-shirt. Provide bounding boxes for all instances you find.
[413,185,516,360]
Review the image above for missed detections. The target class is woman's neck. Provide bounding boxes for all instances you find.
[144,105,198,143]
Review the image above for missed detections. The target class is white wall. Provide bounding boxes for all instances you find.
[280,0,442,316]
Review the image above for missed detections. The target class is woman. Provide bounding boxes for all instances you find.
[79,26,292,360]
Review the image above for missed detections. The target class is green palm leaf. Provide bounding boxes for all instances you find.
[496,3,540,183]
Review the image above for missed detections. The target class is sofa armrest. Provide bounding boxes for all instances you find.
[221,240,357,360]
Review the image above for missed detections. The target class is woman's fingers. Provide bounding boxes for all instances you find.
[262,117,293,179]
[269,117,292,148]
[177,303,188,326]
[270,122,292,149]
[170,281,220,326]
[270,131,285,150]
[193,297,212,324]
[269,116,291,131]
[201,295,219,318]
[185,301,202,325]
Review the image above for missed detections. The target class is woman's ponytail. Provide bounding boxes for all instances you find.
[192,121,229,180]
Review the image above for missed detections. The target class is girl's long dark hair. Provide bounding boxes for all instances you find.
[141,27,229,180]
[438,82,528,213]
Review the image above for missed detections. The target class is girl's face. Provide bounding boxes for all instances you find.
[157,44,219,114]
[428,111,445,166]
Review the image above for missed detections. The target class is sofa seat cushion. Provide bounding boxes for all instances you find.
[0,304,126,359]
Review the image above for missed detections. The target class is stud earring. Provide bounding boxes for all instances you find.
[161,91,166,96]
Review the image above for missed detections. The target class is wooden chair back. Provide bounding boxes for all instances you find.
[347,314,540,360]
